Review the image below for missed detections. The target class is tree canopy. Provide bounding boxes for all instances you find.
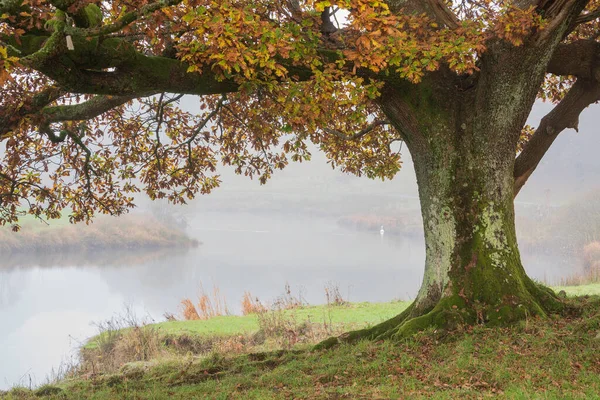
[0,0,599,228]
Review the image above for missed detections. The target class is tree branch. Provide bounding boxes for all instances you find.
[0,86,63,139]
[65,0,184,37]
[514,78,600,196]
[534,0,582,44]
[574,6,600,25]
[2,93,144,141]
[324,120,391,140]
[425,0,460,29]
[546,39,600,79]
[320,7,338,35]
[42,94,141,123]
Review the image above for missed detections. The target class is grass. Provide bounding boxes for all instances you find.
[86,284,599,348]
[161,301,407,334]
[3,286,600,399]
[3,295,600,399]
[84,301,409,350]
[553,283,600,296]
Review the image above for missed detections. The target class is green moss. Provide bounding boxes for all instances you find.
[4,35,49,57]
[79,4,103,28]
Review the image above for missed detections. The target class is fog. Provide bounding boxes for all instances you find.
[1,101,599,389]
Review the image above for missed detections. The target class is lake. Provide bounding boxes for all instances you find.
[0,211,577,390]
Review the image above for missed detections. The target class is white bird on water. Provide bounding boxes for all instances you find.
[380,225,385,235]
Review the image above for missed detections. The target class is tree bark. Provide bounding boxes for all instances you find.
[321,60,568,345]
[406,121,562,329]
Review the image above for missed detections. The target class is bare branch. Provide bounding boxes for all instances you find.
[324,120,391,140]
[514,78,600,196]
[63,125,114,214]
[574,7,600,25]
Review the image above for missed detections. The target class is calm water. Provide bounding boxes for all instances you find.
[0,212,577,389]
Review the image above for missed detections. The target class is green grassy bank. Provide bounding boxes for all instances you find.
[2,285,600,399]
[85,300,410,351]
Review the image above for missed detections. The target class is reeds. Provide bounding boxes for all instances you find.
[181,299,200,320]
[180,284,230,320]
[241,291,265,315]
[555,267,600,286]
[583,241,600,270]
[550,241,600,286]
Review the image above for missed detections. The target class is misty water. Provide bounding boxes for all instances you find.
[0,210,578,390]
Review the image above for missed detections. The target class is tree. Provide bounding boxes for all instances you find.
[1,0,599,340]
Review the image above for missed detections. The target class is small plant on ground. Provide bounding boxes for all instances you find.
[279,282,305,310]
[81,308,161,374]
[324,281,347,307]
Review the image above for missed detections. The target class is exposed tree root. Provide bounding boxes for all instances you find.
[314,283,573,351]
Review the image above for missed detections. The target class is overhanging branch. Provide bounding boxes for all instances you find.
[514,78,600,196]
[1,92,145,141]
[42,94,142,123]
[574,7,600,25]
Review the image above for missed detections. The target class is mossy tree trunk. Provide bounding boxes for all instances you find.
[330,43,571,344]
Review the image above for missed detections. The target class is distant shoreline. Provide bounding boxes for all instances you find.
[0,214,199,254]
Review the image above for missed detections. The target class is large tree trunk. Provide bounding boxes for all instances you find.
[313,10,588,347]
[323,59,567,344]
[405,116,562,332]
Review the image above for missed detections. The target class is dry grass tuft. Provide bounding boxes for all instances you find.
[557,267,600,286]
[277,282,305,310]
[325,281,347,306]
[181,284,230,320]
[181,299,200,321]
[81,308,162,375]
[553,241,600,286]
[241,291,266,315]
[198,285,229,319]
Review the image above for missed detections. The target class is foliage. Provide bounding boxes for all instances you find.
[0,0,598,228]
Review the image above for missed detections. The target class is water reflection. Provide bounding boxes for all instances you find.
[0,248,178,270]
